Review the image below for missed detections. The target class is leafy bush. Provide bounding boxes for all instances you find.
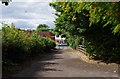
[50,2,120,62]
[2,23,56,65]
[67,36,81,49]
[83,24,120,61]
[30,34,56,54]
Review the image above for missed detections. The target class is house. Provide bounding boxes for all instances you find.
[55,35,65,43]
[17,29,55,41]
[37,32,55,41]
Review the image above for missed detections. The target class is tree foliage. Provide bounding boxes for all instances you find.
[50,2,120,61]
[36,24,49,32]
[2,23,56,65]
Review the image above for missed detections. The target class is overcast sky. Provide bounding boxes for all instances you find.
[0,0,56,30]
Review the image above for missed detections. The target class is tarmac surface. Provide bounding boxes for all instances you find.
[13,46,119,78]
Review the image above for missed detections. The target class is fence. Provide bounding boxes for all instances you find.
[77,45,89,56]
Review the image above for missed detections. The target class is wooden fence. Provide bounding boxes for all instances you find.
[77,45,89,56]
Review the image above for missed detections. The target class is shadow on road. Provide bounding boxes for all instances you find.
[2,47,119,79]
[10,48,64,77]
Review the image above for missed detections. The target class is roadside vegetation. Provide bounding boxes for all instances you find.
[50,2,120,62]
[1,1,120,77]
[2,23,56,77]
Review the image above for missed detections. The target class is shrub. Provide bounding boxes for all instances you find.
[2,24,56,65]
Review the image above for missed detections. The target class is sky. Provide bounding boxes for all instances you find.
[0,0,56,30]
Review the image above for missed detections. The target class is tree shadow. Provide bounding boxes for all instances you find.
[91,57,120,65]
[7,48,64,78]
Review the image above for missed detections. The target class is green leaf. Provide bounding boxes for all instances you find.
[103,21,112,27]
[113,24,120,33]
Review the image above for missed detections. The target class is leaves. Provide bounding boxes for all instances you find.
[113,24,120,33]
[50,2,120,61]
[2,23,56,64]
[36,24,49,32]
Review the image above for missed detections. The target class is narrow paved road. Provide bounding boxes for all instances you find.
[14,47,118,77]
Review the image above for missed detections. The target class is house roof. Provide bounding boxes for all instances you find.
[37,32,55,37]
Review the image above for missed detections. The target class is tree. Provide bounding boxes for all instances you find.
[50,2,120,61]
[36,24,49,32]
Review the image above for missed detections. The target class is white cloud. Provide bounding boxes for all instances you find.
[2,18,18,23]
[0,23,2,29]
[1,1,56,29]
[1,18,55,30]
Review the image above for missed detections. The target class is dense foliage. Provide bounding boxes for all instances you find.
[50,2,120,61]
[36,24,49,32]
[2,23,56,65]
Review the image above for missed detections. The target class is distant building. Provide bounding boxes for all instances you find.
[37,32,55,41]
[55,35,65,43]
[17,29,55,41]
